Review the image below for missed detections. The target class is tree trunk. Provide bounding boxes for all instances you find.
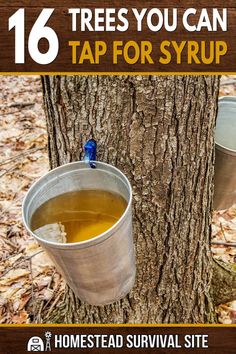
[41,75,220,324]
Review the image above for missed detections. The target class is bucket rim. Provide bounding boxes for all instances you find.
[22,161,132,249]
[216,96,236,156]
[215,143,236,156]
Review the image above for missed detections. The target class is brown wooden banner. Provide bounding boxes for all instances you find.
[0,325,235,353]
[0,1,236,73]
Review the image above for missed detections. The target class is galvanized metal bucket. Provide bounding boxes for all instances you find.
[214,96,236,210]
[22,161,136,306]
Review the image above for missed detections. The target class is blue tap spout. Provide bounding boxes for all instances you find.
[83,139,97,168]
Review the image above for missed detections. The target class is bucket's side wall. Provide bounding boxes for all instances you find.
[40,208,135,306]
[216,97,236,151]
[214,148,236,210]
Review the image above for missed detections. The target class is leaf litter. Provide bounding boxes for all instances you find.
[0,75,236,324]
[0,76,65,324]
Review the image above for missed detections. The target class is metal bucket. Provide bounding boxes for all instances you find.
[214,96,236,210]
[22,161,136,306]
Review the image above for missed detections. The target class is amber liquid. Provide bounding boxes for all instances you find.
[31,190,127,243]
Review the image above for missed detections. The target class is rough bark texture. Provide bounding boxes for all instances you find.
[41,75,220,324]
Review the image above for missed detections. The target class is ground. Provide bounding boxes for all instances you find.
[0,75,235,324]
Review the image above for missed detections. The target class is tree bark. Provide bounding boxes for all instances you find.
[41,75,220,324]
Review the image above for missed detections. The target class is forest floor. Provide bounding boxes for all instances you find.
[0,75,236,324]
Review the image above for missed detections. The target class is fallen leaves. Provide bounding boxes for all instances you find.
[212,205,236,264]
[212,204,236,324]
[0,76,65,324]
[0,269,30,285]
[11,310,29,324]
[217,301,236,324]
[0,238,65,324]
[219,75,236,96]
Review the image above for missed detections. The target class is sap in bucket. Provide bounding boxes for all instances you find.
[22,160,136,306]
